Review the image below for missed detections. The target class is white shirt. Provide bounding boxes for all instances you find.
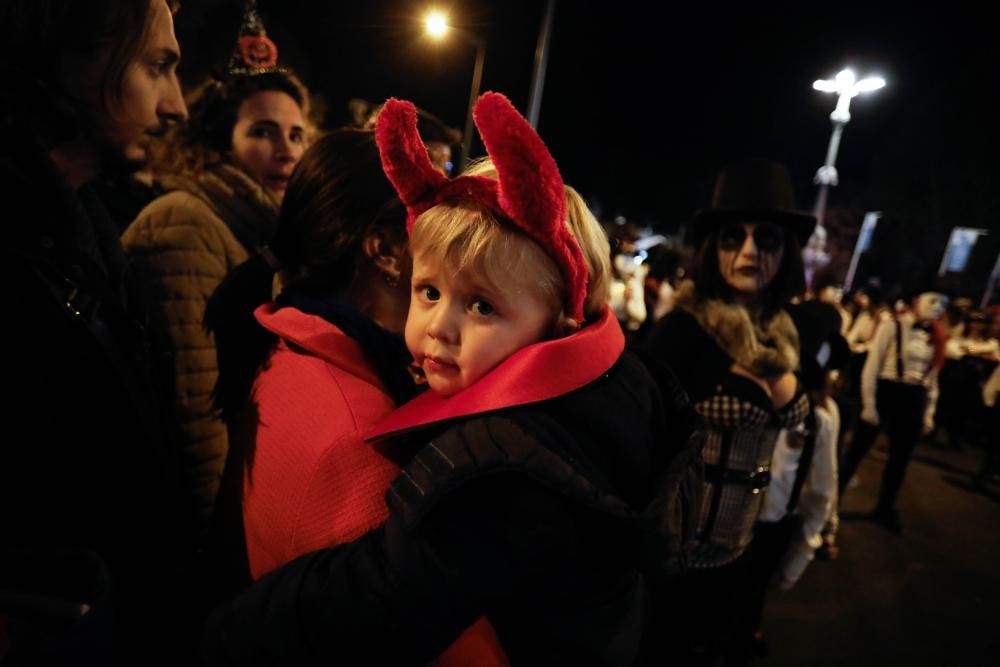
[846,309,891,353]
[759,400,839,590]
[861,313,940,428]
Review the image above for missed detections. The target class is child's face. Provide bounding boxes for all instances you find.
[406,250,558,397]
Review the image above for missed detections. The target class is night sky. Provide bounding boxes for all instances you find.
[176,1,1000,298]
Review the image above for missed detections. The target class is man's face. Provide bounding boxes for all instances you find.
[97,0,187,172]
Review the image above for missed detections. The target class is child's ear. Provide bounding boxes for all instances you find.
[555,314,581,337]
[362,231,407,286]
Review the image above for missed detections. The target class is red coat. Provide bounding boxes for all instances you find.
[243,304,505,665]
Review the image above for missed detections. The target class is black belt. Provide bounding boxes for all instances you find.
[704,463,772,491]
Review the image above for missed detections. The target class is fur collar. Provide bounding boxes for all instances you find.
[675,280,799,378]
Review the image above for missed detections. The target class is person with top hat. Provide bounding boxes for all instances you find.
[641,158,813,664]
[725,300,848,665]
[0,0,192,661]
[839,281,949,533]
[122,0,313,541]
[201,93,675,666]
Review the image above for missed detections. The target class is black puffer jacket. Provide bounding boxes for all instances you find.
[203,351,667,666]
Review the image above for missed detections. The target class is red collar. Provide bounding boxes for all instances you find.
[365,305,624,441]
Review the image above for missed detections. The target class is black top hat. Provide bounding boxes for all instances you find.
[690,159,816,248]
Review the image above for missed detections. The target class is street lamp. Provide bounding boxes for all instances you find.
[423,9,485,172]
[806,68,885,286]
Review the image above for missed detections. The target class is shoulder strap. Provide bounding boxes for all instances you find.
[895,318,904,380]
[785,405,818,514]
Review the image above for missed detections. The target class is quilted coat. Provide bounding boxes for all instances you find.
[122,163,279,536]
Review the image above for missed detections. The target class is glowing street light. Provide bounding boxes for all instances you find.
[806,67,886,286]
[424,10,448,39]
[423,8,485,172]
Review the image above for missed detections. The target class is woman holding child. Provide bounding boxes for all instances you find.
[203,93,672,665]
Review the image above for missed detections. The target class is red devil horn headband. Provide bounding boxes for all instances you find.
[375,92,588,322]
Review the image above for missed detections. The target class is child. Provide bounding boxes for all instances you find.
[203,93,672,666]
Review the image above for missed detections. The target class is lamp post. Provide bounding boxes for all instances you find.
[424,10,485,172]
[807,68,885,286]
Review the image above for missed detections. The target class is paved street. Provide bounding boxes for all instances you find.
[761,438,1000,666]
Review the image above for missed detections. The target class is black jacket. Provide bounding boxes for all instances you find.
[202,351,666,666]
[0,94,190,660]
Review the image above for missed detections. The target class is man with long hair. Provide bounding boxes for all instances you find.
[0,1,191,662]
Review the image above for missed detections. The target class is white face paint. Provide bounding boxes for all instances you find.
[914,292,948,321]
[716,222,785,296]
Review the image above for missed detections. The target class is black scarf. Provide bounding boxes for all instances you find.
[276,291,421,407]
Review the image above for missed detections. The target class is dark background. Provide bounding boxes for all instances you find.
[174,1,1000,302]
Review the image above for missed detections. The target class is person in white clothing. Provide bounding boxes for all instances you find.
[839,286,948,533]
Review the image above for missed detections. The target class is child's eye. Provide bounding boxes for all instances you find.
[249,126,272,139]
[471,299,494,316]
[421,286,440,301]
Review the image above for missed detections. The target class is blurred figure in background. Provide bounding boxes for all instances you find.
[836,280,891,454]
[607,224,648,335]
[976,363,1000,488]
[351,97,462,176]
[839,283,948,534]
[813,269,850,335]
[122,0,312,541]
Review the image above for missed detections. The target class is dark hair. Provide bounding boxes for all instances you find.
[691,228,805,318]
[812,268,842,293]
[0,0,169,143]
[270,130,406,289]
[207,129,406,421]
[154,70,309,175]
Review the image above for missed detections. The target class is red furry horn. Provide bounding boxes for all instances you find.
[375,99,449,232]
[473,92,587,322]
[375,93,588,322]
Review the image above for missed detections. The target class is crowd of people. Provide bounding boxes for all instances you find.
[1,1,996,665]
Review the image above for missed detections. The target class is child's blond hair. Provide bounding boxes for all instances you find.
[409,159,610,331]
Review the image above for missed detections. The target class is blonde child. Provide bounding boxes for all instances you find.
[203,93,670,666]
